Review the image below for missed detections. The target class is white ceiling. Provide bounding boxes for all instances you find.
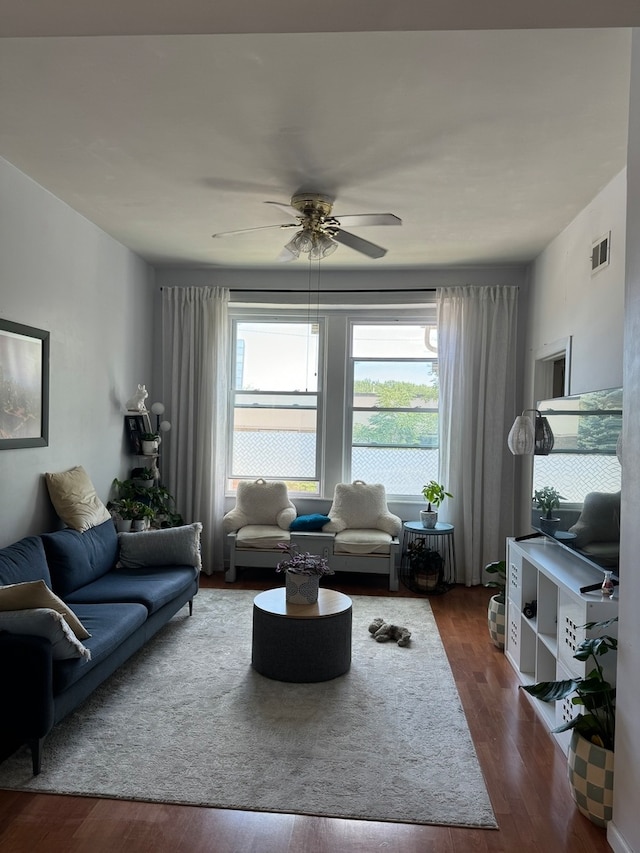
[0,4,636,269]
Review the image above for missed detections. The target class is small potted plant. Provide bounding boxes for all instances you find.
[133,466,157,489]
[533,486,564,535]
[420,480,453,529]
[130,500,155,531]
[109,497,140,532]
[522,617,617,827]
[276,542,334,604]
[484,559,506,649]
[140,432,159,455]
[406,538,445,593]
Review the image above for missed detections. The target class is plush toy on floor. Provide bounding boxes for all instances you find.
[368,617,412,647]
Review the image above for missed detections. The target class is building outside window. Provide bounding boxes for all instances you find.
[228,309,437,499]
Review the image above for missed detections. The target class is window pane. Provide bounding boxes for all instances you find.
[352,446,439,495]
[231,320,320,487]
[353,360,438,409]
[350,322,439,496]
[352,324,437,358]
[353,411,438,448]
[235,322,318,392]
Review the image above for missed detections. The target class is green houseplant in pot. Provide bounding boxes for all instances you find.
[421,480,453,529]
[140,431,159,455]
[276,542,335,604]
[522,617,617,827]
[484,559,506,650]
[533,486,564,535]
[406,538,445,593]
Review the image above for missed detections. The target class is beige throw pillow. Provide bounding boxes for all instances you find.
[0,579,90,639]
[45,465,111,532]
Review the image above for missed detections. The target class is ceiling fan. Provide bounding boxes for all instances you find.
[212,192,401,261]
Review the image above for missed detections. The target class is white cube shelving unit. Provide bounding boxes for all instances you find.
[505,537,618,754]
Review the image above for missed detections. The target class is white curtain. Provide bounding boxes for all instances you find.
[161,286,229,575]
[437,285,518,586]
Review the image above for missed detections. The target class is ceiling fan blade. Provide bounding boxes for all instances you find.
[332,228,387,259]
[333,213,402,228]
[212,223,297,238]
[264,201,300,219]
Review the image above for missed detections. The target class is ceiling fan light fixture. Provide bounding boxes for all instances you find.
[283,236,301,258]
[309,231,338,260]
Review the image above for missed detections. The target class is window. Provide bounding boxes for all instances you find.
[229,319,322,494]
[228,308,438,499]
[349,323,439,496]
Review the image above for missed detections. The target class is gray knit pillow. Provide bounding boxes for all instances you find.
[118,523,203,570]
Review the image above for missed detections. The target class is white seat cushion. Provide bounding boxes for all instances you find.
[236,525,291,550]
[334,529,391,555]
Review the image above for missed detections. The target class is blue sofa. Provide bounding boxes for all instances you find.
[0,519,199,774]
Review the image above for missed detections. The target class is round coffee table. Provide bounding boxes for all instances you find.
[251,587,352,682]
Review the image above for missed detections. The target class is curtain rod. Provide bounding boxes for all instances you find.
[159,286,436,293]
[228,287,437,294]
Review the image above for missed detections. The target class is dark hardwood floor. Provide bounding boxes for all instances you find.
[0,571,612,852]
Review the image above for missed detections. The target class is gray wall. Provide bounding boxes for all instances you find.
[0,157,156,547]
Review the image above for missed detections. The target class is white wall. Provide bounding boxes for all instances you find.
[609,29,640,853]
[526,169,626,396]
[0,157,156,547]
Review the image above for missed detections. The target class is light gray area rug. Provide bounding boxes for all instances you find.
[0,589,497,828]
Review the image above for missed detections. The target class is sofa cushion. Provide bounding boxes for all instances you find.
[0,579,90,639]
[0,608,91,660]
[118,523,203,570]
[44,465,111,532]
[235,525,291,549]
[52,601,148,694]
[290,514,331,532]
[64,566,199,615]
[0,535,52,587]
[333,529,392,555]
[42,519,118,598]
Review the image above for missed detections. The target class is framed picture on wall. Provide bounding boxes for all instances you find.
[0,319,50,450]
[124,413,152,454]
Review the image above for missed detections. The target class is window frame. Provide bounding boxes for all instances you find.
[227,304,437,500]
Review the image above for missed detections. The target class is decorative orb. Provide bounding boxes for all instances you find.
[151,401,165,416]
[159,420,171,433]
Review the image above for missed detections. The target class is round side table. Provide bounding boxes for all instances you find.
[400,521,456,594]
[251,587,352,682]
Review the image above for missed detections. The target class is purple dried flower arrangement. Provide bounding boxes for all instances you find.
[275,542,334,577]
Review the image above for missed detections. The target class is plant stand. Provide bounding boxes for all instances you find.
[399,521,456,594]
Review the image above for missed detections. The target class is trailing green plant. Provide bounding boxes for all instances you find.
[484,559,507,604]
[140,432,159,441]
[522,617,618,751]
[533,486,564,519]
[421,480,453,511]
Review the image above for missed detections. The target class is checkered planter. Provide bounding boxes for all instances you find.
[567,730,614,827]
[487,595,505,650]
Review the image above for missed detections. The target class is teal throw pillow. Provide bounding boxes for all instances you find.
[290,514,331,532]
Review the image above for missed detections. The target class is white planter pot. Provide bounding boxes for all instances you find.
[420,509,438,529]
[142,439,158,455]
[285,572,320,604]
[487,594,505,649]
[567,730,614,827]
[116,518,133,533]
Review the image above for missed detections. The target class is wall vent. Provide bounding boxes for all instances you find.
[591,232,611,275]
